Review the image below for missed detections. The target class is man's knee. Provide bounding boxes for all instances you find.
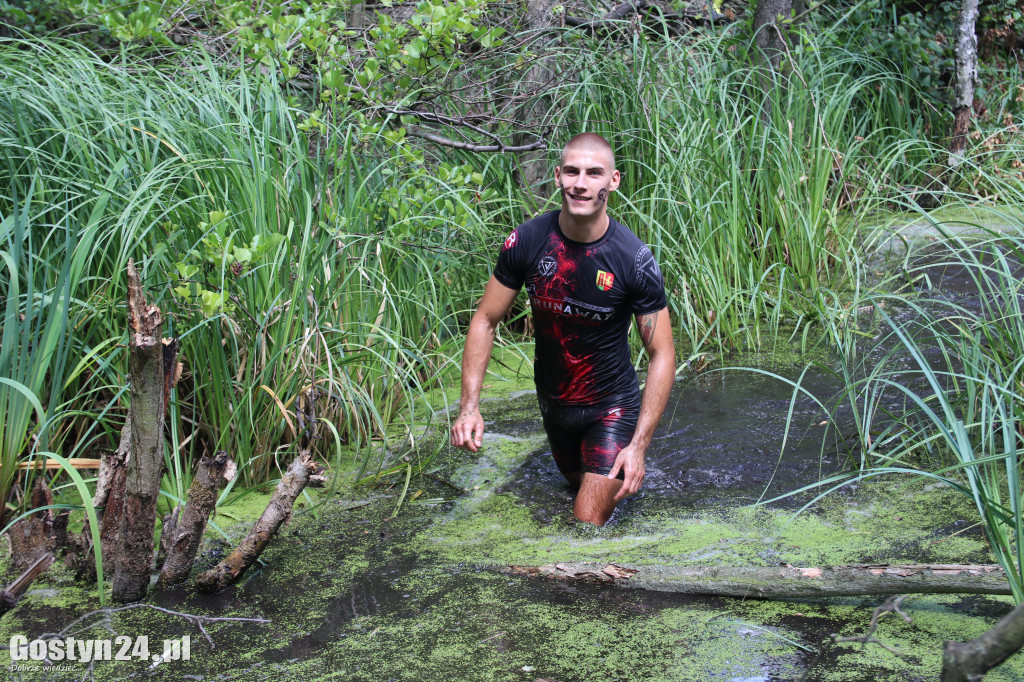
[574,473,622,526]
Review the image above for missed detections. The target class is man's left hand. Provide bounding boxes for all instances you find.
[607,444,645,501]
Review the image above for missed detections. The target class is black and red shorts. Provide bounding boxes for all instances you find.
[539,394,640,480]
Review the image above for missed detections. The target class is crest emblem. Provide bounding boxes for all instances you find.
[596,270,615,291]
[539,256,556,277]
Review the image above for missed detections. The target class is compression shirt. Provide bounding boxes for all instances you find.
[493,210,668,405]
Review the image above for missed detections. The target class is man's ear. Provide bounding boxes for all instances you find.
[610,168,621,192]
[554,166,562,186]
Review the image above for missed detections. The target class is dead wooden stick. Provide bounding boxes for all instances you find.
[503,562,1012,598]
[941,599,1024,681]
[111,259,181,603]
[0,554,55,615]
[196,450,316,593]
[38,603,270,650]
[835,594,914,658]
[16,458,102,471]
[158,451,229,587]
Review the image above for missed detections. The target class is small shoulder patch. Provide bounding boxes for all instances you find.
[503,230,518,250]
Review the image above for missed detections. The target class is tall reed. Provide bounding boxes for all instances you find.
[0,38,492,513]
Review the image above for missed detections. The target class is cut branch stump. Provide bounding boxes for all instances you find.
[97,424,129,568]
[196,451,315,593]
[9,478,56,574]
[153,505,179,572]
[111,259,181,603]
[503,562,1012,599]
[158,450,228,587]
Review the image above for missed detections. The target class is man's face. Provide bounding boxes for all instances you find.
[554,146,620,220]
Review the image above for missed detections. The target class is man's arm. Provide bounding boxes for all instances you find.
[608,306,675,500]
[450,275,520,453]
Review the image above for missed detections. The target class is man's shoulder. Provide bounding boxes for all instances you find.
[607,216,645,248]
[502,210,557,253]
[607,217,657,263]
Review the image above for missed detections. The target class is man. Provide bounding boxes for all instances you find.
[450,133,675,526]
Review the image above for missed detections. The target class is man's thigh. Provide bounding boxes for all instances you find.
[542,398,639,480]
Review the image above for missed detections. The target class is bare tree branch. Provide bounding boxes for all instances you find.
[834,595,915,659]
[407,126,546,152]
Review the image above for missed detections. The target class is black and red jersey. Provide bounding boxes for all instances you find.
[493,210,668,406]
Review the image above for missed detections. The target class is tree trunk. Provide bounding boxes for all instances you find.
[196,450,316,593]
[503,562,1013,599]
[942,600,1024,681]
[111,259,181,603]
[515,0,561,199]
[752,0,793,71]
[948,0,979,168]
[158,451,229,587]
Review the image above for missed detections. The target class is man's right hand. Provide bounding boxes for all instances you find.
[451,408,485,452]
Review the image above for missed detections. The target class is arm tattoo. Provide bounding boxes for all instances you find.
[637,313,657,347]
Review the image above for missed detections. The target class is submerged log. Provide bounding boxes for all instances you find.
[503,562,1012,598]
[0,554,54,616]
[196,451,316,593]
[158,451,229,587]
[111,259,181,603]
[9,479,56,573]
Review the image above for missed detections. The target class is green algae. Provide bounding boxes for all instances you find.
[1,473,1020,682]
[416,470,991,572]
[3,357,1024,681]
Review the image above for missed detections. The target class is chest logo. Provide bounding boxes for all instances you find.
[596,270,615,291]
[539,256,556,277]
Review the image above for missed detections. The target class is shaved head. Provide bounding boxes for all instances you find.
[561,133,615,169]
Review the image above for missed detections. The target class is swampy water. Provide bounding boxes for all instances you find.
[2,241,1023,681]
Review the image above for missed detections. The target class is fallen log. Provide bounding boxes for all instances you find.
[158,450,229,587]
[111,259,181,603]
[196,450,316,593]
[503,562,1012,598]
[0,554,55,616]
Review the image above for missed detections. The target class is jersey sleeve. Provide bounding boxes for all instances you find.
[492,227,527,290]
[628,245,668,315]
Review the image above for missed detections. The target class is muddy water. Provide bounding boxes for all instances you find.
[500,366,852,520]
[3,243,1023,681]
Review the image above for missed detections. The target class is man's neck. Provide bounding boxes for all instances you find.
[558,211,610,244]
